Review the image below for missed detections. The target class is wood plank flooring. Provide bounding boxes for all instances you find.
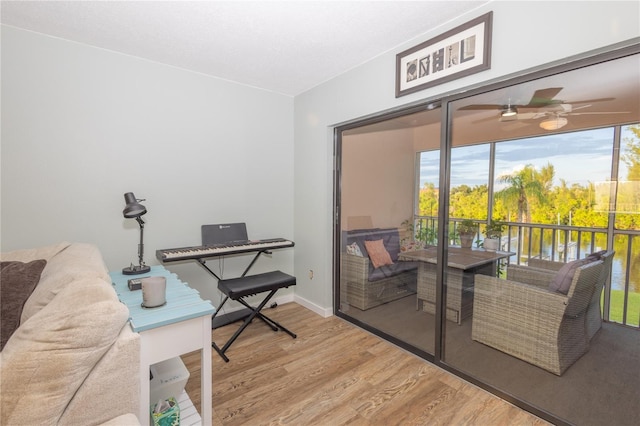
[182,302,548,425]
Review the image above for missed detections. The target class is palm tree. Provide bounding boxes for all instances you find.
[621,124,640,180]
[496,163,553,223]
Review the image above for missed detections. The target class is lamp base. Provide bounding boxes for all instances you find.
[122,264,151,275]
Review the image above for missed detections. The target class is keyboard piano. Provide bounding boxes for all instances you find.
[157,238,294,263]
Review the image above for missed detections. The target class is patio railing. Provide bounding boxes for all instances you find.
[414,216,640,329]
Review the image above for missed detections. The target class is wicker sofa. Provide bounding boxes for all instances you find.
[341,228,418,310]
[472,259,604,375]
[507,250,614,341]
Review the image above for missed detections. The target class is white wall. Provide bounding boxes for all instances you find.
[293,1,640,311]
[1,26,295,306]
[341,129,415,230]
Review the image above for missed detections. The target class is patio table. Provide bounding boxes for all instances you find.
[399,246,514,324]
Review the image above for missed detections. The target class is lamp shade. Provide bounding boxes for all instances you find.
[123,192,147,218]
[539,116,568,131]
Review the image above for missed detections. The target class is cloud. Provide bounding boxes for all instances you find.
[420,127,617,189]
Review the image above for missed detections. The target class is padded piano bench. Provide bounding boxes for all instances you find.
[212,270,297,362]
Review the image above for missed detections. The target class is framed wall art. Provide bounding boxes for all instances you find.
[396,11,492,98]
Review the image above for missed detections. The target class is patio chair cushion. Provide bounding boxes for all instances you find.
[346,242,363,256]
[586,249,607,261]
[364,239,394,268]
[550,258,591,294]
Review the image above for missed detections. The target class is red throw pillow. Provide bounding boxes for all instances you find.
[364,239,394,269]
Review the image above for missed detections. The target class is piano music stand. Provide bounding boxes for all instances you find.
[197,223,274,281]
[212,270,297,362]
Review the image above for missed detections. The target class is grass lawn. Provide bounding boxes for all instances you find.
[607,289,640,327]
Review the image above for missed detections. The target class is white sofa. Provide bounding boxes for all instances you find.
[1,242,140,425]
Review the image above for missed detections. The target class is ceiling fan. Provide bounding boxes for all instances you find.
[459,87,625,130]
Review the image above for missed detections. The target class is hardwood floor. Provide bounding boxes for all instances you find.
[182,302,548,425]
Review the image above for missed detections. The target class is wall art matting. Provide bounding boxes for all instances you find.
[396,11,493,98]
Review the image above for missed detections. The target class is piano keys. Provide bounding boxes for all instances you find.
[156,238,294,263]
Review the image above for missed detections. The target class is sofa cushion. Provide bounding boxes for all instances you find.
[0,279,128,425]
[0,259,47,350]
[550,258,591,294]
[20,243,111,322]
[364,239,394,268]
[369,261,418,282]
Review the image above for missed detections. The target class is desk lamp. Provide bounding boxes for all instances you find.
[122,192,151,275]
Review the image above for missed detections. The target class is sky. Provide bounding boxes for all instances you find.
[419,126,636,190]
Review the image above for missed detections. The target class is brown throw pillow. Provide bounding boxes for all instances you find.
[0,259,47,350]
[364,239,394,269]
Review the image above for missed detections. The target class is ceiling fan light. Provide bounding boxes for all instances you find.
[539,116,568,130]
[502,106,517,117]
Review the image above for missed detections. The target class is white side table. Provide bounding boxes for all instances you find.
[110,265,215,426]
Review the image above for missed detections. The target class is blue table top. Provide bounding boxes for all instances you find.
[110,265,215,332]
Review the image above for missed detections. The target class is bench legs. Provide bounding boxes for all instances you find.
[212,289,296,362]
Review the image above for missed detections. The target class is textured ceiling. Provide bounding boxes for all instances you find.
[0,1,490,96]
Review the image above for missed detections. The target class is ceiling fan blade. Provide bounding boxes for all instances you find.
[568,111,630,116]
[566,97,615,104]
[471,114,501,124]
[459,89,617,117]
[459,104,506,111]
[525,87,563,107]
[568,104,591,112]
[516,112,546,120]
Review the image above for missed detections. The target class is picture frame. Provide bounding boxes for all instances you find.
[395,11,492,98]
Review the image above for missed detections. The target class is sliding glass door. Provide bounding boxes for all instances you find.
[442,52,639,425]
[334,47,639,425]
[336,106,442,356]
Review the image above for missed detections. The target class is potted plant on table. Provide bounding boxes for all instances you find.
[483,220,504,251]
[457,219,477,249]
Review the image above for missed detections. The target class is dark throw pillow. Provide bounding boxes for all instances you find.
[0,259,47,350]
[586,249,607,261]
[549,258,589,295]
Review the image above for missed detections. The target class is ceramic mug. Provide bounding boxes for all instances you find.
[141,276,166,308]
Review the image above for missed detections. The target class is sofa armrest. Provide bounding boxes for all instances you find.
[342,253,370,284]
[59,325,140,426]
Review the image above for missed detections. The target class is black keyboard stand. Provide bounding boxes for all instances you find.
[196,249,282,332]
[196,249,270,281]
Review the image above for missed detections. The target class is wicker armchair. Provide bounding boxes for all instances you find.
[507,250,614,340]
[472,260,603,376]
